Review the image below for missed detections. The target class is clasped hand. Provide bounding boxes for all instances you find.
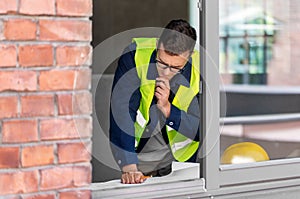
[155,77,171,118]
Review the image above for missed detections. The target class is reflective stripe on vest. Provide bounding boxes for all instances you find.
[133,38,200,162]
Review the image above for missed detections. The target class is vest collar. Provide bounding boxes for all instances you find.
[146,50,192,88]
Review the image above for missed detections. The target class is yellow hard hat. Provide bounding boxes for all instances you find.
[221,142,270,164]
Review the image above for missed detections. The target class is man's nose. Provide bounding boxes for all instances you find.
[162,67,172,76]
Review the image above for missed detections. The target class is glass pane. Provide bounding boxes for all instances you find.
[219,0,300,165]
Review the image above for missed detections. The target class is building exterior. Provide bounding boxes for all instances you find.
[220,0,300,86]
[0,0,299,198]
[0,0,93,198]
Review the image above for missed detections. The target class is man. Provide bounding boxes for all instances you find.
[110,19,200,184]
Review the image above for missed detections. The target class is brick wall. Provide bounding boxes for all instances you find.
[0,0,93,198]
[220,0,300,86]
[268,0,300,86]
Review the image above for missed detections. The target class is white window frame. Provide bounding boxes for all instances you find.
[199,0,220,190]
[200,0,300,193]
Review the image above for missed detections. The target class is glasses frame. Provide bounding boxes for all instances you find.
[155,59,186,74]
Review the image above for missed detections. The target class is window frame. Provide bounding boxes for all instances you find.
[201,0,300,191]
[92,0,300,197]
[199,0,221,190]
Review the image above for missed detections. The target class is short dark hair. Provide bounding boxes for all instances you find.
[158,19,197,56]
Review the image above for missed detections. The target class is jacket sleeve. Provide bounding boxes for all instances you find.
[166,94,200,141]
[109,43,141,169]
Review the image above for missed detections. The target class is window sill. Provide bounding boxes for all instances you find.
[91,179,205,198]
[91,162,205,198]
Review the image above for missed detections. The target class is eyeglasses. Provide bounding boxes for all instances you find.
[155,59,185,74]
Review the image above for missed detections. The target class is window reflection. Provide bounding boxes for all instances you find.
[220,0,279,85]
[219,0,300,163]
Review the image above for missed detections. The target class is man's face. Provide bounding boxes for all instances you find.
[156,44,191,81]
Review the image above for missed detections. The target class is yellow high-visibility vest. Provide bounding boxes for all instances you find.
[133,38,200,162]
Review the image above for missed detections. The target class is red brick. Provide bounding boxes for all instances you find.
[39,70,76,91]
[73,166,91,186]
[4,19,37,40]
[58,142,91,164]
[0,171,38,195]
[40,118,92,140]
[57,92,92,115]
[56,0,92,17]
[0,45,17,67]
[0,71,37,92]
[2,120,38,143]
[21,94,54,117]
[23,194,56,199]
[20,0,55,15]
[0,96,18,119]
[0,0,18,14]
[40,166,91,191]
[0,147,19,168]
[57,94,71,115]
[60,190,91,199]
[56,46,91,66]
[57,94,72,115]
[75,69,91,90]
[22,145,54,167]
[40,167,72,190]
[19,45,53,67]
[39,20,91,41]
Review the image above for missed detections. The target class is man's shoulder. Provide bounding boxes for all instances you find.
[116,42,138,72]
[122,42,137,55]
